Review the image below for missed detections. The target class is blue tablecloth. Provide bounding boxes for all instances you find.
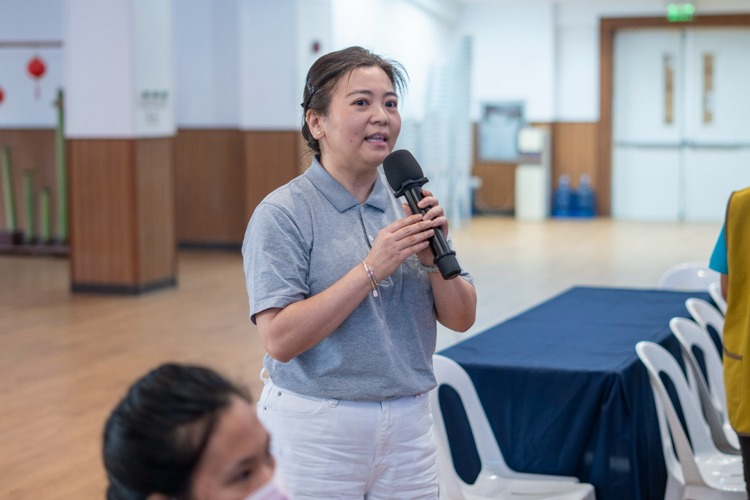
[438,287,711,500]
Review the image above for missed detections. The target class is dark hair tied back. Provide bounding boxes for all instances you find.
[103,364,249,500]
[301,46,408,155]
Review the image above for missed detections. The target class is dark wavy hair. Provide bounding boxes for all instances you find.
[102,364,250,500]
[301,46,408,155]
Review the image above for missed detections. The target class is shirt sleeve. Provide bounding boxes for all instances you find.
[709,225,728,275]
[242,203,310,324]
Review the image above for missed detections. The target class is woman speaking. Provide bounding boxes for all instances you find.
[242,46,477,499]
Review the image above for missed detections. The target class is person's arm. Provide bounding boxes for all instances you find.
[405,190,477,333]
[256,214,436,362]
[428,269,477,332]
[708,224,729,302]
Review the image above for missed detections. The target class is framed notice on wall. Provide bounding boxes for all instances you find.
[478,102,525,162]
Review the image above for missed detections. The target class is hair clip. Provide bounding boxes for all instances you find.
[301,81,316,109]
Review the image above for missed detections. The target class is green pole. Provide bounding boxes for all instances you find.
[23,170,34,241]
[40,188,51,243]
[1,146,17,232]
[55,88,67,242]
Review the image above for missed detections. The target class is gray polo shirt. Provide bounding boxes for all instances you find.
[242,157,474,402]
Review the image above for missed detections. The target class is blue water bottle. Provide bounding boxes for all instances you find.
[553,175,571,217]
[576,174,595,217]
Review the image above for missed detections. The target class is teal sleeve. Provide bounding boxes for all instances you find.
[709,225,728,275]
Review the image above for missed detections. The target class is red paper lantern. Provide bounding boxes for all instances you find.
[0,86,4,105]
[27,56,46,79]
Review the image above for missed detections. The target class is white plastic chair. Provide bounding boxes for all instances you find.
[430,355,596,500]
[708,282,728,315]
[658,262,721,291]
[635,341,746,499]
[670,318,740,455]
[687,298,725,345]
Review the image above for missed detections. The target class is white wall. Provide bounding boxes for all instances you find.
[461,1,556,123]
[461,0,750,124]
[238,0,299,130]
[297,0,332,105]
[554,0,750,122]
[555,1,665,122]
[133,0,176,137]
[64,0,135,137]
[175,0,239,128]
[331,0,457,121]
[0,0,63,41]
[0,0,63,128]
[65,0,175,138]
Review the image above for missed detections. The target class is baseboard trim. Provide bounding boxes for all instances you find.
[71,277,177,295]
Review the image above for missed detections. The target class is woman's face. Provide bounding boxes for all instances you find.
[312,65,402,171]
[189,397,275,500]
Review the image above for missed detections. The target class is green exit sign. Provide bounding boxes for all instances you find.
[667,3,695,22]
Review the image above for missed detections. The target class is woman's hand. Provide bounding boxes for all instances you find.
[365,214,435,282]
[402,189,449,267]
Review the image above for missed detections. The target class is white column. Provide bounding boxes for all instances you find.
[64,0,175,138]
[238,0,300,130]
[174,0,239,128]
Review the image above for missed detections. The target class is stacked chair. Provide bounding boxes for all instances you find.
[429,354,596,500]
[687,297,726,343]
[635,286,747,499]
[658,262,721,292]
[635,341,745,499]
[708,282,728,315]
[669,317,739,455]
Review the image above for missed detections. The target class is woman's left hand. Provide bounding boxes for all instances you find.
[402,189,449,267]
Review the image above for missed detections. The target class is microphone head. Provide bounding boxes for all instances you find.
[383,150,425,194]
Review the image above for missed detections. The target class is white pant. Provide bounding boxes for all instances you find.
[257,377,438,500]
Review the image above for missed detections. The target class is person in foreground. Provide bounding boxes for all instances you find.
[103,364,290,500]
[708,186,750,496]
[242,46,477,499]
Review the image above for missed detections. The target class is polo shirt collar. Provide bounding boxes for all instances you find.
[306,156,391,213]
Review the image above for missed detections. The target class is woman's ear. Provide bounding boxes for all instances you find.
[306,110,324,139]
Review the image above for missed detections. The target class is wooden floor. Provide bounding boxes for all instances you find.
[0,217,722,499]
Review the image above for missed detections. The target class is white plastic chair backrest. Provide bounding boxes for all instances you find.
[658,262,719,291]
[651,375,685,486]
[670,317,727,417]
[708,282,727,315]
[636,342,718,487]
[686,298,725,345]
[431,355,512,476]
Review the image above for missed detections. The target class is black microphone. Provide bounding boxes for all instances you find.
[383,150,462,280]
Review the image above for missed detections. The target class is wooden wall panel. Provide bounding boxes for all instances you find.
[243,131,300,222]
[174,129,244,245]
[473,163,516,212]
[471,124,516,212]
[135,138,175,283]
[70,138,176,292]
[472,122,599,214]
[69,139,137,285]
[0,129,58,236]
[552,122,598,189]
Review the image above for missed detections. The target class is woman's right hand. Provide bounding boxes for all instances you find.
[365,214,435,283]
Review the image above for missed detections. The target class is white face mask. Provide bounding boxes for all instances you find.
[243,469,290,500]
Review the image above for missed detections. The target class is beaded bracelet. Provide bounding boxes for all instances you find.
[362,261,378,297]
